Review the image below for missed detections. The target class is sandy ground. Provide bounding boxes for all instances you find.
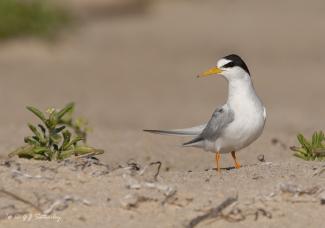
[1,0,325,227]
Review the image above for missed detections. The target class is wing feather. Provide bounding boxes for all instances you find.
[183,106,234,146]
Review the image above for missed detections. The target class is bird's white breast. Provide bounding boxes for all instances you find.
[215,83,266,153]
[221,104,264,151]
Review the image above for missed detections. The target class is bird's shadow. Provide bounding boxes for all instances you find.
[205,165,247,171]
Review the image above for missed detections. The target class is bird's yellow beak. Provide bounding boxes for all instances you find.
[197,67,223,78]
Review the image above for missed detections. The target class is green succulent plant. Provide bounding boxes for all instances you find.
[9,103,103,161]
[290,131,325,161]
[0,0,71,40]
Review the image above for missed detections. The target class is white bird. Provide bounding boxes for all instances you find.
[144,54,266,172]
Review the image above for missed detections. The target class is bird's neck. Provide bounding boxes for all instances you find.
[227,78,256,104]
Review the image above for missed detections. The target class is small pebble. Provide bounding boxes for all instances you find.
[257,154,265,162]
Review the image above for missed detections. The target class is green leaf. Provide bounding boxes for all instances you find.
[28,123,39,136]
[297,148,309,156]
[319,131,325,140]
[59,146,104,159]
[15,146,38,159]
[62,136,84,150]
[8,145,34,158]
[294,152,308,160]
[38,124,46,136]
[312,132,318,147]
[61,130,71,150]
[26,106,46,123]
[314,148,325,156]
[317,131,325,147]
[50,133,62,144]
[74,146,104,156]
[57,102,74,120]
[17,153,35,159]
[28,123,47,144]
[24,136,40,146]
[47,111,58,129]
[297,133,305,145]
[33,154,49,160]
[297,134,312,153]
[313,131,322,147]
[58,150,75,160]
[73,146,95,155]
[54,126,65,134]
[33,146,49,154]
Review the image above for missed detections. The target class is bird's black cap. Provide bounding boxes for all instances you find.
[222,54,250,75]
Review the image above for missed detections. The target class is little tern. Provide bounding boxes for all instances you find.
[144,54,266,172]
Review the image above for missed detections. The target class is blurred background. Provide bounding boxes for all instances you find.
[0,0,324,169]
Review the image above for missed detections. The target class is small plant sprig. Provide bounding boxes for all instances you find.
[9,103,103,161]
[290,131,325,161]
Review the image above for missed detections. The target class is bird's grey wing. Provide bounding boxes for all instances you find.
[183,106,234,146]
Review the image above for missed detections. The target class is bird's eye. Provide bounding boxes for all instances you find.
[222,62,235,68]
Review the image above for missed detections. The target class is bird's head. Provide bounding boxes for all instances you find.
[197,54,251,81]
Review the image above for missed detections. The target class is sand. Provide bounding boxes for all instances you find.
[1,0,325,227]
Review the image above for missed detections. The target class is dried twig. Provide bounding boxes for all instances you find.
[11,169,53,180]
[124,174,176,196]
[0,189,42,213]
[43,195,91,215]
[126,161,141,171]
[139,161,162,181]
[186,196,238,228]
[278,183,322,196]
[150,161,162,180]
[254,208,272,220]
[312,165,325,176]
[0,209,28,220]
[0,188,90,216]
[144,182,176,197]
[161,189,177,205]
[120,193,156,209]
[220,207,246,222]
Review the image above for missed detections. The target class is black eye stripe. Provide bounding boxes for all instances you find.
[222,62,235,68]
[222,54,251,75]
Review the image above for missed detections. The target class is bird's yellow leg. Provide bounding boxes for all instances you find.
[215,152,221,173]
[231,151,241,169]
